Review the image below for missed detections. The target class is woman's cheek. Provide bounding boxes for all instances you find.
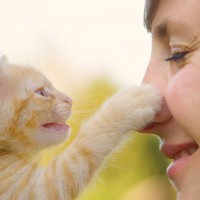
[165,69,192,123]
[166,66,200,132]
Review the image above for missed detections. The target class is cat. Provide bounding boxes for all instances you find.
[0,58,161,200]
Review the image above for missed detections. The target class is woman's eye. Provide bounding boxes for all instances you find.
[165,52,187,62]
[35,88,46,97]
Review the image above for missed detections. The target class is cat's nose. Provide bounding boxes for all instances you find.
[63,96,72,106]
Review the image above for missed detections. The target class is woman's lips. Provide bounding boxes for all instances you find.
[160,142,198,159]
[160,142,199,179]
[173,145,197,160]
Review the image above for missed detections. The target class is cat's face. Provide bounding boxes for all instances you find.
[0,63,72,148]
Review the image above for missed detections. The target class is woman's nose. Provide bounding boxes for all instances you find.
[153,99,172,124]
[142,65,172,127]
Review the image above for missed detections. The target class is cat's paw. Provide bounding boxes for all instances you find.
[104,84,162,131]
[125,84,162,131]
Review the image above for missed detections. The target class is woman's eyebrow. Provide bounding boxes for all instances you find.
[152,20,168,38]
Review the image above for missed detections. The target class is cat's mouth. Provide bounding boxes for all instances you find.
[41,122,69,134]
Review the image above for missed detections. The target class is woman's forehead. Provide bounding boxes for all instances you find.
[152,0,200,35]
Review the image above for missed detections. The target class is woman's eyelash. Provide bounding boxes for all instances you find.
[165,52,187,62]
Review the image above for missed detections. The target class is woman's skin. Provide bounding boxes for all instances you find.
[141,0,200,199]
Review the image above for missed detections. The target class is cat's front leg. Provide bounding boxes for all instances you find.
[96,84,162,132]
[52,85,161,200]
[75,84,161,162]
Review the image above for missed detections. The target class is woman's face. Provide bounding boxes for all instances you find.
[142,0,200,199]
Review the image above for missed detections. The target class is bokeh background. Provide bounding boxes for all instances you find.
[0,0,176,199]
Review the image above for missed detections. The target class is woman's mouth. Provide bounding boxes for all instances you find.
[173,145,198,160]
[161,142,199,179]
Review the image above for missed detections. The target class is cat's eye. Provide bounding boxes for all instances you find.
[35,88,47,97]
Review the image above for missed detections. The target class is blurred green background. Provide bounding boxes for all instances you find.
[41,78,176,200]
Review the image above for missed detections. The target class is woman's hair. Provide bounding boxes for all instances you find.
[144,0,160,32]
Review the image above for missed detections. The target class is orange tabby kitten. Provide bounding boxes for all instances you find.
[0,58,161,200]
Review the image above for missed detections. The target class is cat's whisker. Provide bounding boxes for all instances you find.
[68,121,79,126]
[71,110,97,115]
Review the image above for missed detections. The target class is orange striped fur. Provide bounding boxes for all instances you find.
[0,59,161,200]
